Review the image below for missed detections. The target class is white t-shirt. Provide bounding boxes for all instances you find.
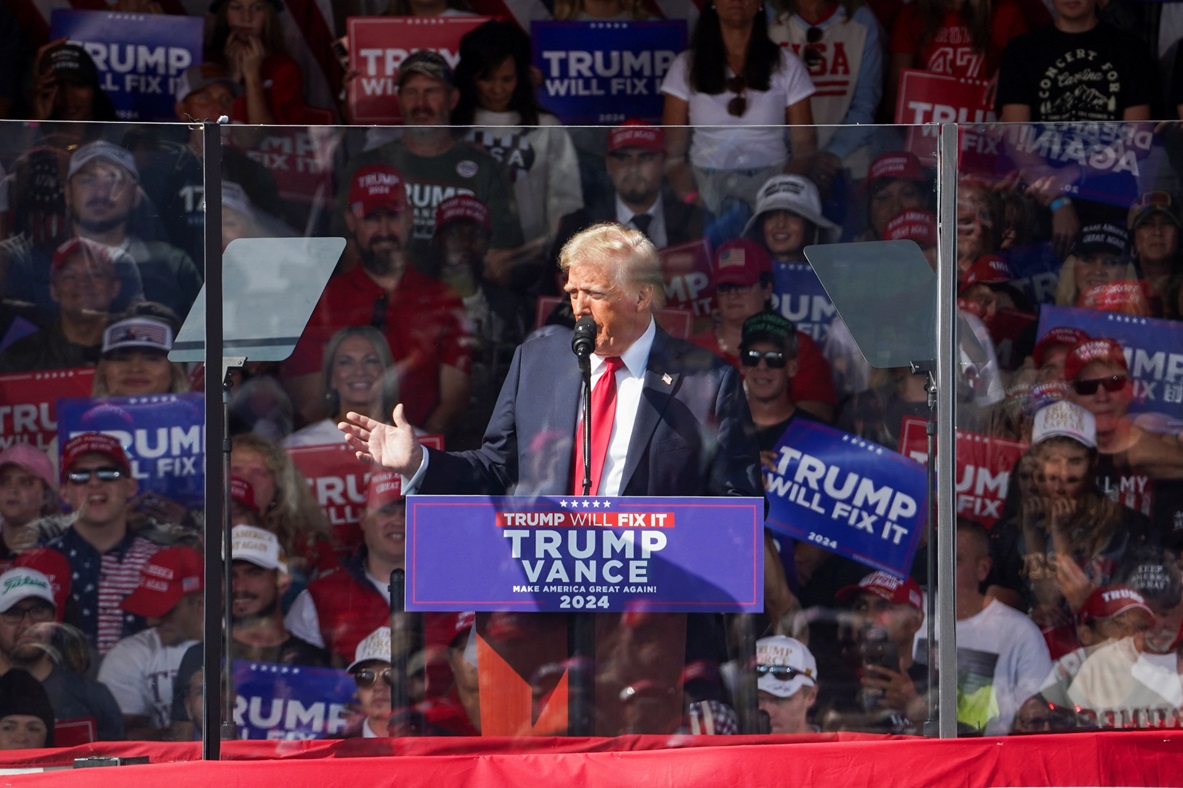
[660,49,815,170]
[1068,637,1183,720]
[97,628,197,730]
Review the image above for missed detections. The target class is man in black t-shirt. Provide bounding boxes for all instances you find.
[996,0,1156,123]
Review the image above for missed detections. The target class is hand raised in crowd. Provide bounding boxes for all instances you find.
[339,403,423,477]
[1021,165,1081,260]
[1052,553,1094,613]
[234,34,267,81]
[30,37,69,120]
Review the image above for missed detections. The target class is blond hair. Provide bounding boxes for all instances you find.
[559,222,666,308]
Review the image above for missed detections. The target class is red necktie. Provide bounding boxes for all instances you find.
[574,356,624,495]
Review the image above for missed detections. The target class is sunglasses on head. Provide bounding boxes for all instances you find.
[66,466,125,484]
[1072,374,1127,396]
[726,75,747,117]
[741,350,787,369]
[352,667,394,688]
[756,664,804,682]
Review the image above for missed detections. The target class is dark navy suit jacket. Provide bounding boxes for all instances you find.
[420,324,761,499]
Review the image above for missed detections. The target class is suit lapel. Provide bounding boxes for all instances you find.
[621,329,681,490]
[548,353,583,492]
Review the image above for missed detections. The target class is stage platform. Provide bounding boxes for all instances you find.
[2,731,1183,786]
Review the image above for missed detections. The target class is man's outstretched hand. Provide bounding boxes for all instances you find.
[339,404,424,477]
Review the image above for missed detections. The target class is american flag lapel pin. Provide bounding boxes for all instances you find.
[662,373,672,386]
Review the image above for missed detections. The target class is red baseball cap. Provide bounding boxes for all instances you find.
[61,432,131,477]
[1033,327,1090,368]
[51,237,114,277]
[866,152,926,187]
[608,120,665,154]
[836,570,923,612]
[713,238,772,287]
[366,470,403,509]
[960,255,1014,292]
[1077,585,1153,627]
[349,164,407,218]
[434,194,491,231]
[883,209,937,246]
[120,546,204,618]
[1063,338,1128,382]
[230,475,258,514]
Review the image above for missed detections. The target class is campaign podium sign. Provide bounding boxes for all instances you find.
[346,16,491,124]
[532,21,686,125]
[406,495,764,612]
[51,10,203,122]
[764,418,926,578]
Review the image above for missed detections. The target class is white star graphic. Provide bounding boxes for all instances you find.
[602,500,612,508]
[559,499,569,508]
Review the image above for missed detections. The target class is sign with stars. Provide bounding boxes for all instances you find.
[232,660,355,740]
[764,418,927,579]
[1037,306,1183,421]
[406,495,763,612]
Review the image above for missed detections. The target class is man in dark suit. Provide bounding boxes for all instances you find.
[340,223,764,735]
[340,221,759,500]
[551,122,711,261]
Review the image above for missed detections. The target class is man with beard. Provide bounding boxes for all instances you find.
[0,566,124,741]
[2,141,202,322]
[340,50,523,276]
[552,121,710,257]
[429,194,529,449]
[43,433,163,657]
[229,525,327,667]
[285,163,470,437]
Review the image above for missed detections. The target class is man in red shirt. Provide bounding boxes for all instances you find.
[284,164,472,439]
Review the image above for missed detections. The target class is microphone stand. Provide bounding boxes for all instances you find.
[579,353,592,495]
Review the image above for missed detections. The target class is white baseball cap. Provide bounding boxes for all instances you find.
[230,525,287,572]
[348,626,392,671]
[1032,400,1096,449]
[0,568,57,614]
[755,635,817,698]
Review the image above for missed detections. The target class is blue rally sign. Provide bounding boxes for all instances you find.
[1036,306,1183,421]
[232,661,355,740]
[532,20,686,125]
[772,262,839,343]
[50,10,203,122]
[56,393,205,508]
[407,495,764,613]
[764,419,926,578]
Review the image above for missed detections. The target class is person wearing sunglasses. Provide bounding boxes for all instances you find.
[660,0,817,215]
[345,626,395,739]
[690,239,837,423]
[754,635,819,734]
[0,566,125,743]
[1063,337,1183,551]
[43,433,164,658]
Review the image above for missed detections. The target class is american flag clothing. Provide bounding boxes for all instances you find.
[47,528,163,656]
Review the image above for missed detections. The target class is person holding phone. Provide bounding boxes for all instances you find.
[835,571,927,731]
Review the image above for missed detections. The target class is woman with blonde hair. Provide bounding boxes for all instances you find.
[1053,223,1140,308]
[230,432,338,603]
[283,327,396,448]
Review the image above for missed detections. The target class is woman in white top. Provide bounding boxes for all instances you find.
[661,0,817,215]
[283,326,397,448]
[453,20,583,291]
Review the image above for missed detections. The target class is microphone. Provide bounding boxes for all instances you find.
[571,316,597,359]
